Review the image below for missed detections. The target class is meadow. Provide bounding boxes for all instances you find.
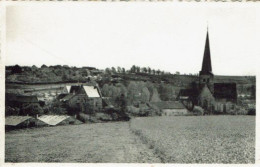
[5,116,255,163]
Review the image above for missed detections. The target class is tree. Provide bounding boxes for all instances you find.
[21,103,43,116]
[122,68,126,74]
[5,106,20,116]
[116,94,127,113]
[111,67,116,74]
[141,87,150,103]
[251,85,256,99]
[147,67,151,74]
[41,64,48,68]
[142,67,147,73]
[175,71,180,75]
[130,65,136,73]
[127,82,138,104]
[136,66,140,73]
[117,67,122,73]
[152,69,156,75]
[105,68,111,75]
[11,65,22,74]
[156,69,161,75]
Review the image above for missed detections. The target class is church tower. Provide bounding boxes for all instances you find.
[199,29,214,86]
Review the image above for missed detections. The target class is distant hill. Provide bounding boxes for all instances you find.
[6,65,255,91]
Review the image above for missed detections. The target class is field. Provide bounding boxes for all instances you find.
[5,116,255,163]
[130,116,255,163]
[5,122,160,163]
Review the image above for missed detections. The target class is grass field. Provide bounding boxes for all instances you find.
[5,116,255,163]
[5,122,160,163]
[130,116,255,163]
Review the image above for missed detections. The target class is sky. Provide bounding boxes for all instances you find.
[5,3,258,76]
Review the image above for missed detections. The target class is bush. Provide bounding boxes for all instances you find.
[5,106,20,116]
[96,113,113,121]
[236,108,248,115]
[248,108,256,115]
[21,103,43,116]
[192,106,204,115]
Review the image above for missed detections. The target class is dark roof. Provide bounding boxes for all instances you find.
[6,93,38,103]
[200,30,213,76]
[214,83,237,100]
[57,93,68,100]
[60,94,75,101]
[151,101,185,110]
[69,85,86,94]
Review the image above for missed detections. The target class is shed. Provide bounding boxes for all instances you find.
[5,116,47,130]
[151,101,188,116]
[38,115,82,126]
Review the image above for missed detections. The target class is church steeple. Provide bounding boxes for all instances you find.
[200,29,213,76]
[199,28,214,85]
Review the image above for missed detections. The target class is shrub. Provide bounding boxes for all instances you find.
[192,106,204,115]
[248,108,256,115]
[96,113,113,121]
[21,103,43,116]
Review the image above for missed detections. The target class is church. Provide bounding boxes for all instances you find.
[178,30,237,113]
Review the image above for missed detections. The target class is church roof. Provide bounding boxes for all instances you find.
[200,30,213,76]
[213,83,237,100]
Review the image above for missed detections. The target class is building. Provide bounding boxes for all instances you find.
[5,116,47,130]
[59,84,103,113]
[37,115,82,126]
[152,101,188,116]
[178,29,238,113]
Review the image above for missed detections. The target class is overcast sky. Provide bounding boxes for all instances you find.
[6,3,258,76]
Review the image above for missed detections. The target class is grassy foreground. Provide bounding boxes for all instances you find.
[5,122,160,163]
[130,116,255,163]
[5,116,255,163]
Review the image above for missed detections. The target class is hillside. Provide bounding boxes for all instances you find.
[6,65,255,101]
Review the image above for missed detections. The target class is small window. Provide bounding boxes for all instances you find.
[203,79,206,82]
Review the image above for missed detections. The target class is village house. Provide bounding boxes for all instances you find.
[58,84,103,113]
[178,29,238,113]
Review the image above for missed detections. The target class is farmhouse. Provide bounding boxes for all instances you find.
[179,30,238,113]
[59,84,103,113]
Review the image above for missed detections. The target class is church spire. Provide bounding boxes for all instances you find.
[200,29,213,76]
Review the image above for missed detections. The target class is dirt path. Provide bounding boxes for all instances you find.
[5,122,161,163]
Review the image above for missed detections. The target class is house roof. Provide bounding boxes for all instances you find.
[60,94,75,101]
[57,93,68,100]
[83,86,101,98]
[151,101,185,110]
[214,83,237,100]
[65,86,71,93]
[37,115,71,126]
[5,116,33,126]
[69,86,82,94]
